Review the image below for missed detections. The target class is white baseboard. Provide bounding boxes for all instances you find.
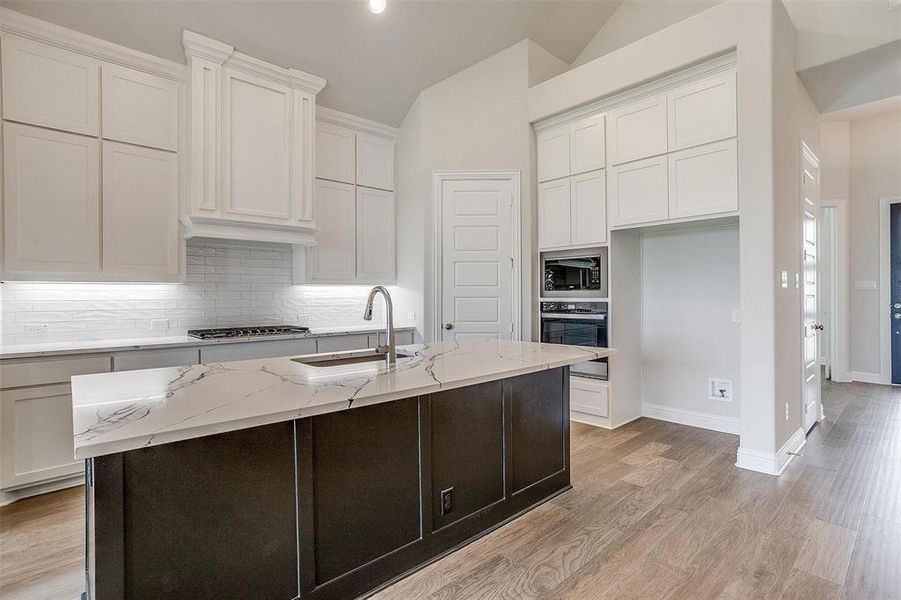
[847,371,887,385]
[641,402,740,435]
[0,474,84,506]
[570,411,642,430]
[735,427,806,476]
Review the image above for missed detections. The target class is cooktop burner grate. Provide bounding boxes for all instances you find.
[187,326,310,340]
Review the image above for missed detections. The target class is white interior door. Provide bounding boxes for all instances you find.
[439,176,515,341]
[802,145,822,433]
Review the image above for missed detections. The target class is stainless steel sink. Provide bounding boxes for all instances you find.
[290,348,413,369]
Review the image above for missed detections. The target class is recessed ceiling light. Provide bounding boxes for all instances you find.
[369,0,386,14]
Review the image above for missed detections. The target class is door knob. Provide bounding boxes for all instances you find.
[894,303,901,309]
[814,323,825,331]
[444,323,454,330]
[895,314,901,320]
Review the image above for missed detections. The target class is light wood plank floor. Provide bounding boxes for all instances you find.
[2,380,899,599]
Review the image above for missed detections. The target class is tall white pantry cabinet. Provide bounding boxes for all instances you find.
[0,21,185,280]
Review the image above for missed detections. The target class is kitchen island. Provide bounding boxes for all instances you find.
[73,339,612,599]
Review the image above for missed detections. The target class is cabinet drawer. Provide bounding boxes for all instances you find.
[570,376,609,418]
[200,339,317,363]
[1,383,83,489]
[0,355,111,389]
[317,334,372,353]
[112,348,200,372]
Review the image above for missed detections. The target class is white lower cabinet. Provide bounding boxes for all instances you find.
[570,376,609,418]
[102,141,180,278]
[667,138,737,219]
[609,155,669,227]
[0,384,83,490]
[199,339,318,363]
[308,179,357,281]
[112,348,200,372]
[316,334,372,353]
[538,178,572,249]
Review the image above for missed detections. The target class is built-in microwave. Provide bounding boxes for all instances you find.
[541,248,608,299]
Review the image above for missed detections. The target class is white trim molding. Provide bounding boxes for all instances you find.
[847,371,887,385]
[641,403,740,435]
[1,7,187,81]
[820,199,851,383]
[317,106,399,140]
[181,30,325,94]
[736,427,806,476]
[181,215,318,246]
[879,196,901,385]
[431,171,522,343]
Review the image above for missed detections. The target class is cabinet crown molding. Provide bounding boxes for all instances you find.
[182,29,326,94]
[0,7,187,81]
[316,106,399,140]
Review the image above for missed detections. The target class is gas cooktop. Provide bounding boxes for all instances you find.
[187,326,310,340]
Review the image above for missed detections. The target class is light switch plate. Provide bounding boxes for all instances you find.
[780,271,789,289]
[853,280,877,291]
[731,309,741,324]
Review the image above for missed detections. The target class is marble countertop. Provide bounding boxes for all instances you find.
[0,325,417,359]
[72,339,612,459]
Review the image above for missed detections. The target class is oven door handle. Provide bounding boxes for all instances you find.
[540,313,606,320]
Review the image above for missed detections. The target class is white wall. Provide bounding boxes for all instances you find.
[819,121,850,201]
[849,110,901,377]
[571,0,725,67]
[640,225,741,427]
[772,0,821,447]
[396,39,567,342]
[0,238,388,346]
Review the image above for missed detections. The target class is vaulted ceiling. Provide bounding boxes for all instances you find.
[0,0,623,126]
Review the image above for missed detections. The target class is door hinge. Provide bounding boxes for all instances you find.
[510,257,514,269]
[510,322,514,333]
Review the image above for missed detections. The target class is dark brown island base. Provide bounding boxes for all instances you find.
[85,367,571,599]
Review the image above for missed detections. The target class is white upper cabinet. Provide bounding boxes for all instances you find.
[609,155,668,227]
[222,68,292,222]
[668,139,737,219]
[356,187,396,281]
[356,133,395,191]
[1,34,99,136]
[667,71,736,152]
[537,124,570,182]
[538,178,572,250]
[607,94,667,165]
[3,123,100,275]
[182,31,325,245]
[308,179,356,281]
[102,141,179,277]
[570,169,607,246]
[316,121,355,184]
[569,114,606,175]
[101,64,179,151]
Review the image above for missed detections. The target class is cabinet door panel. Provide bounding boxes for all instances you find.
[667,71,736,151]
[607,94,667,165]
[356,133,395,191]
[1,384,83,489]
[569,114,605,175]
[113,348,199,372]
[102,142,179,277]
[537,125,569,182]
[508,370,565,494]
[668,139,738,219]
[356,187,396,282]
[101,64,179,151]
[3,123,100,274]
[308,180,356,281]
[609,155,668,227]
[316,334,371,353]
[1,35,99,135]
[316,121,355,184]
[199,339,317,363]
[570,169,607,246]
[538,178,571,250]
[223,69,291,221]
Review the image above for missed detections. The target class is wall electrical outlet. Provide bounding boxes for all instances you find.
[407,312,416,323]
[780,271,789,289]
[440,487,454,516]
[24,324,49,334]
[731,309,741,324]
[708,378,733,401]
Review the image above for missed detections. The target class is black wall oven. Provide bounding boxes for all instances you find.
[540,301,608,380]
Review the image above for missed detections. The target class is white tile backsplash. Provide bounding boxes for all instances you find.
[1,238,387,346]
